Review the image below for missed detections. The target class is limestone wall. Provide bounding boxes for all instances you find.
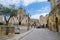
[0,26,15,36]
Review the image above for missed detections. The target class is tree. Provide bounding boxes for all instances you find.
[0,4,17,25]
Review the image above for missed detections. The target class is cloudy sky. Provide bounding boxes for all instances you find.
[0,0,51,19]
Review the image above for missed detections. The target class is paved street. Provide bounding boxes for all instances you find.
[20,28,60,40]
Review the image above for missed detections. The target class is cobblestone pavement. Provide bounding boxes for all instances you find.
[21,28,60,40]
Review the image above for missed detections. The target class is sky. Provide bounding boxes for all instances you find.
[0,0,51,19]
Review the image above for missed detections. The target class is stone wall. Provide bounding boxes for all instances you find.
[48,3,60,32]
[0,25,15,36]
[39,14,48,28]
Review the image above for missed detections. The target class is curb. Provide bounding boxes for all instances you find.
[18,28,34,40]
[7,28,34,40]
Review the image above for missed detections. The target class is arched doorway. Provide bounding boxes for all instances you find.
[55,17,59,32]
[19,21,21,25]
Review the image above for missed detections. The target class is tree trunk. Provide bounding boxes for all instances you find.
[4,16,13,25]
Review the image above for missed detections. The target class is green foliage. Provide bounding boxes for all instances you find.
[0,4,18,25]
[0,4,17,16]
[3,8,11,13]
[10,10,17,16]
[0,22,3,25]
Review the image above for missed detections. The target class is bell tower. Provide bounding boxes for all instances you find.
[17,8,26,25]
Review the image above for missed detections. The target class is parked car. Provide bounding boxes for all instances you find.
[14,27,20,34]
[36,26,40,28]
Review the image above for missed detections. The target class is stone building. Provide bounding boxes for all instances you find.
[48,0,58,10]
[8,8,29,26]
[48,0,60,32]
[39,14,48,28]
[40,15,44,25]
[17,8,29,26]
[30,19,40,27]
[17,8,26,25]
[9,16,19,25]
[21,15,29,26]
